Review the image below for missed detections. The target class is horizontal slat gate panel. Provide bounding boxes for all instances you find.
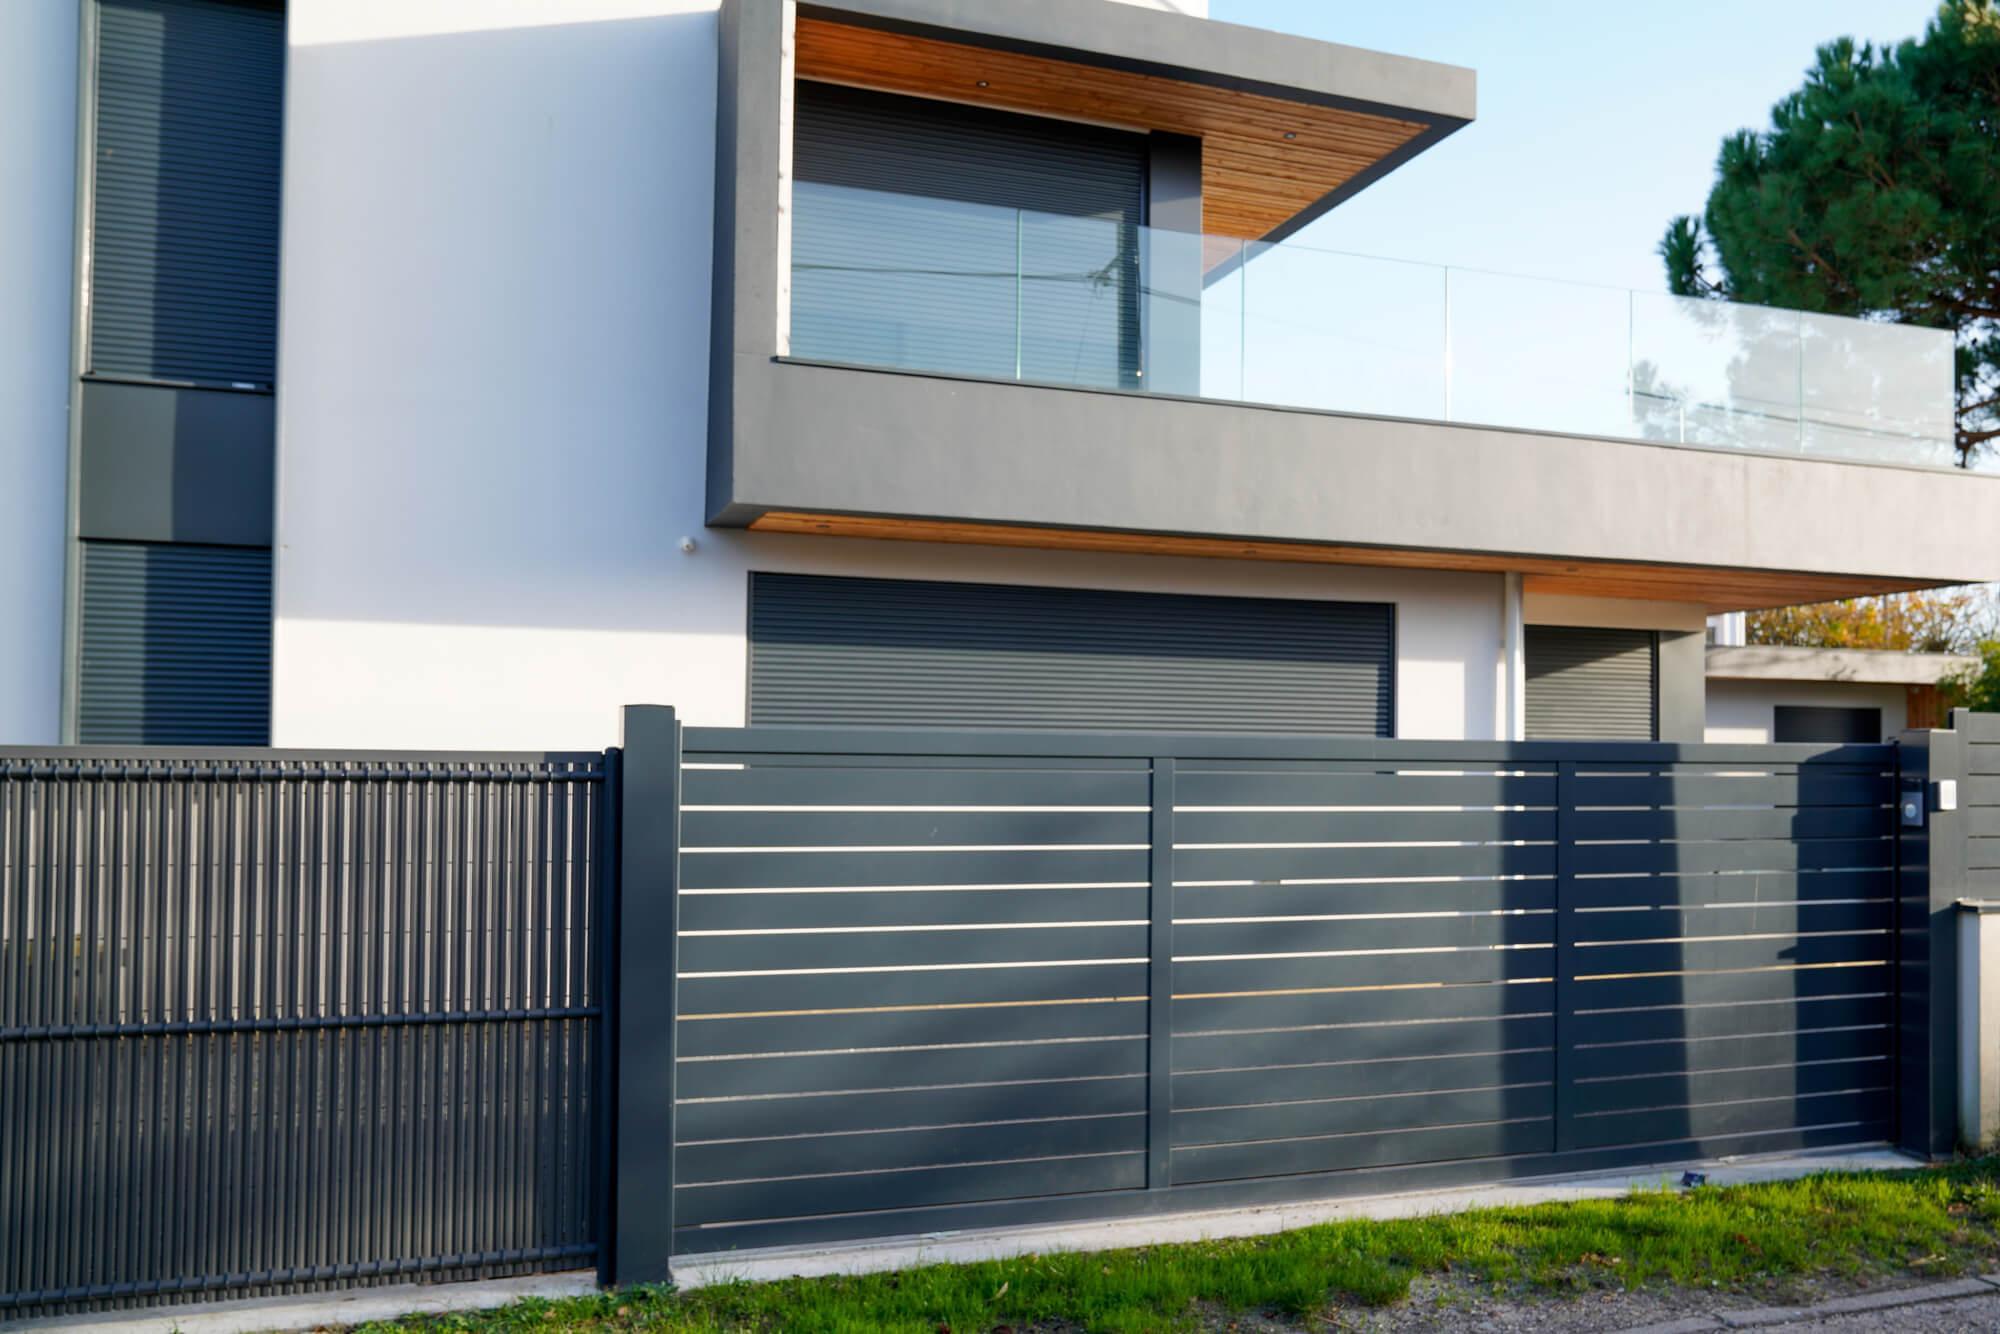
[665,737,1898,1252]
[673,1076,1146,1144]
[1568,868,1893,909]
[675,750,1154,1238]
[1161,757,1559,1185]
[0,752,605,1319]
[1558,756,1896,1157]
[679,885,1151,932]
[1567,900,1893,943]
[1172,1120,1553,1185]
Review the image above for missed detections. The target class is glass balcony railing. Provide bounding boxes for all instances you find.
[788,181,1964,470]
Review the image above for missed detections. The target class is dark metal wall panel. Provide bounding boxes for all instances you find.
[77,381,275,546]
[0,751,607,1319]
[77,541,271,745]
[1525,625,1658,741]
[1166,756,1560,1184]
[747,572,1395,734]
[648,728,1900,1259]
[88,0,284,386]
[790,81,1144,386]
[668,747,1153,1253]
[1558,754,1898,1153]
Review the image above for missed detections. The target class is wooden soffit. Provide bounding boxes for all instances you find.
[747,511,1939,615]
[793,16,1434,240]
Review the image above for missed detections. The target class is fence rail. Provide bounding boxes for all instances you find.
[0,750,610,1319]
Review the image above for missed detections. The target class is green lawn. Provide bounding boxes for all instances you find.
[358,1160,2000,1334]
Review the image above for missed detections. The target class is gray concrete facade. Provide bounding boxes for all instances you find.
[704,0,2000,595]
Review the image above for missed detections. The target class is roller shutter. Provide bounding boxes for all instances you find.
[89,0,284,386]
[748,573,1395,734]
[1524,625,1658,740]
[77,541,272,744]
[790,81,1144,388]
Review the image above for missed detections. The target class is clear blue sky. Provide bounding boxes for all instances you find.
[1209,0,1941,293]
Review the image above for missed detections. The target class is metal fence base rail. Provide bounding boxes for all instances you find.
[5,714,1980,1311]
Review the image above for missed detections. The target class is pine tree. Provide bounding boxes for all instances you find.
[1662,0,2000,466]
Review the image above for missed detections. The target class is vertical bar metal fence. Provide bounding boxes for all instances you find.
[0,749,609,1319]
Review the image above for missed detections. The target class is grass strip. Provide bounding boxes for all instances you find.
[355,1159,2000,1334]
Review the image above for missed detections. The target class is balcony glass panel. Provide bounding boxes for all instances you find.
[787,181,1963,471]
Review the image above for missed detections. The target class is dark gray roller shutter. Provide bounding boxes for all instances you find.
[749,573,1394,734]
[1524,625,1658,741]
[790,81,1143,388]
[77,541,271,744]
[89,0,284,386]
[1775,705,1883,744]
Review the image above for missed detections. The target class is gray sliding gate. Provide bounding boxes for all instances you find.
[0,748,610,1319]
[614,711,1903,1270]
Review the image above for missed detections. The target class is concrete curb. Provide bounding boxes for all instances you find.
[0,1272,599,1334]
[1623,1274,2000,1333]
[671,1147,1917,1290]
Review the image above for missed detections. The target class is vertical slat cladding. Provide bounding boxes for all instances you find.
[670,751,1155,1252]
[0,752,607,1319]
[1166,760,1562,1185]
[89,0,284,386]
[1561,753,1899,1151]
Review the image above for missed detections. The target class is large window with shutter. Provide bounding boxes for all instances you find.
[1524,625,1659,741]
[789,81,1146,388]
[748,573,1395,734]
[75,0,282,744]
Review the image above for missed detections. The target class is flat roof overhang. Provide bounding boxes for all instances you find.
[791,0,1476,241]
[1707,645,1982,686]
[711,360,2000,615]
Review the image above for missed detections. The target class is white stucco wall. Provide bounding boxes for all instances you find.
[1704,679,1909,744]
[274,0,1493,751]
[0,1,78,744]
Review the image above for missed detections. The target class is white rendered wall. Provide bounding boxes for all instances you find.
[0,1,78,744]
[1704,679,1909,744]
[274,0,1493,750]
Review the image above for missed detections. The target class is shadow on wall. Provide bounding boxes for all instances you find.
[275,5,727,634]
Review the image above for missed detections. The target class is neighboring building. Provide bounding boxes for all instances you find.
[3,0,1997,750]
[1705,644,1977,743]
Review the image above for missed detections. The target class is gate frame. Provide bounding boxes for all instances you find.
[610,708,1936,1279]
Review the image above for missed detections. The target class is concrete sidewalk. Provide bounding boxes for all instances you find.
[5,1146,1923,1334]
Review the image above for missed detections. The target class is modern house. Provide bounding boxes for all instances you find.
[1704,613,1978,743]
[3,0,1997,752]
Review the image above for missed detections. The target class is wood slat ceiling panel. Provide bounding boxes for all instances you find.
[747,511,1934,614]
[794,17,1432,240]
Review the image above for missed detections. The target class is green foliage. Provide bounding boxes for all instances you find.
[360,1161,2000,1333]
[1948,638,2000,711]
[1747,588,1996,652]
[1661,0,2000,465]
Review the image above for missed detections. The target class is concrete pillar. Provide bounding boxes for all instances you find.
[1960,901,2000,1150]
[0,0,80,743]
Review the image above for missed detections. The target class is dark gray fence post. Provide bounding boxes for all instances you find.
[1898,723,1965,1158]
[614,706,683,1282]
[1552,759,1577,1154]
[1147,756,1175,1189]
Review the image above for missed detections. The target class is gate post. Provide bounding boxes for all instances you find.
[1146,756,1175,1190]
[1897,723,1965,1158]
[613,705,683,1282]
[1551,760,1578,1154]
